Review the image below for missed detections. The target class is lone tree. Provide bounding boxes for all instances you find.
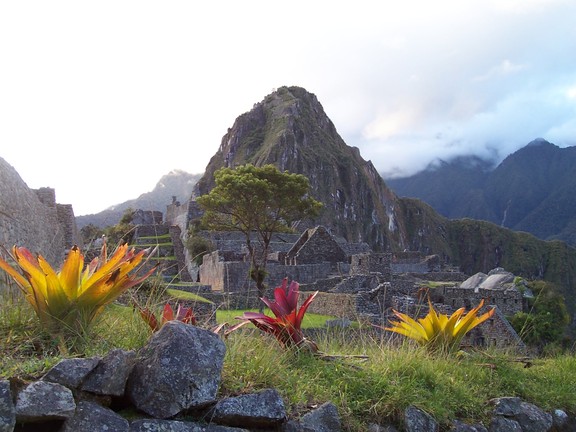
[196,164,322,304]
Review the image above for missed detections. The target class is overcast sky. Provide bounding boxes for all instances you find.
[1,1,575,216]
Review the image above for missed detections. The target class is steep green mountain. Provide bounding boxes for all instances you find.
[387,139,576,246]
[195,86,412,252]
[77,170,202,229]
[191,87,576,326]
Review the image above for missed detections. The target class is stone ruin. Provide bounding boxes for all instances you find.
[0,157,82,267]
[125,199,531,350]
[152,202,529,350]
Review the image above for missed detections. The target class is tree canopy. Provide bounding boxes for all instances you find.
[196,164,322,300]
[509,280,570,350]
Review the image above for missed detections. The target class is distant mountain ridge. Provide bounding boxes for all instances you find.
[387,139,576,246]
[76,170,202,229]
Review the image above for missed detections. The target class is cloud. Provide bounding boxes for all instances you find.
[1,1,576,213]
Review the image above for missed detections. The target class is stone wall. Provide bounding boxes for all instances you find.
[199,251,334,292]
[57,204,81,252]
[0,157,81,267]
[132,209,163,225]
[391,254,441,273]
[169,225,193,282]
[350,253,391,278]
[465,307,526,349]
[303,291,358,318]
[286,226,347,265]
[440,285,523,317]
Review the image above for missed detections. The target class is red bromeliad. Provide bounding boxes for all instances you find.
[231,278,319,351]
[139,303,196,332]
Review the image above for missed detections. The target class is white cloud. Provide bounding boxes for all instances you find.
[1,1,576,214]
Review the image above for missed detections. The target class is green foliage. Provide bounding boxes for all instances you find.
[103,208,136,246]
[510,280,570,349]
[185,234,214,266]
[222,331,576,431]
[80,223,104,244]
[197,164,322,235]
[196,164,322,299]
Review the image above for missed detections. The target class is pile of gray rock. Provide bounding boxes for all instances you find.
[0,321,573,431]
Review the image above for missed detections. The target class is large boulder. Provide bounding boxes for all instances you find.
[299,401,342,432]
[127,321,226,419]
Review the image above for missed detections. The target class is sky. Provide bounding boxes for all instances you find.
[1,1,575,216]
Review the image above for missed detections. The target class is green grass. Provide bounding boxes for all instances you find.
[215,308,336,328]
[222,331,576,430]
[166,289,214,304]
[136,234,172,241]
[2,287,575,431]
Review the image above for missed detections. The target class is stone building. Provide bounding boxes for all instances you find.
[0,157,82,267]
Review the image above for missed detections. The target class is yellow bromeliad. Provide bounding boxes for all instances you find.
[0,243,156,334]
[384,298,495,354]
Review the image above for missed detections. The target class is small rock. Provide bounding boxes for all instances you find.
[300,401,341,432]
[61,401,129,431]
[15,380,76,422]
[450,419,488,431]
[404,406,438,432]
[209,388,286,428]
[0,380,16,432]
[82,349,136,396]
[42,356,100,388]
[490,397,552,432]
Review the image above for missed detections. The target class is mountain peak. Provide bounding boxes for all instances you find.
[196,86,347,193]
[192,86,407,251]
[526,137,552,147]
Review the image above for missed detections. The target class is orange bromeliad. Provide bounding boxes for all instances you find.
[0,242,157,333]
